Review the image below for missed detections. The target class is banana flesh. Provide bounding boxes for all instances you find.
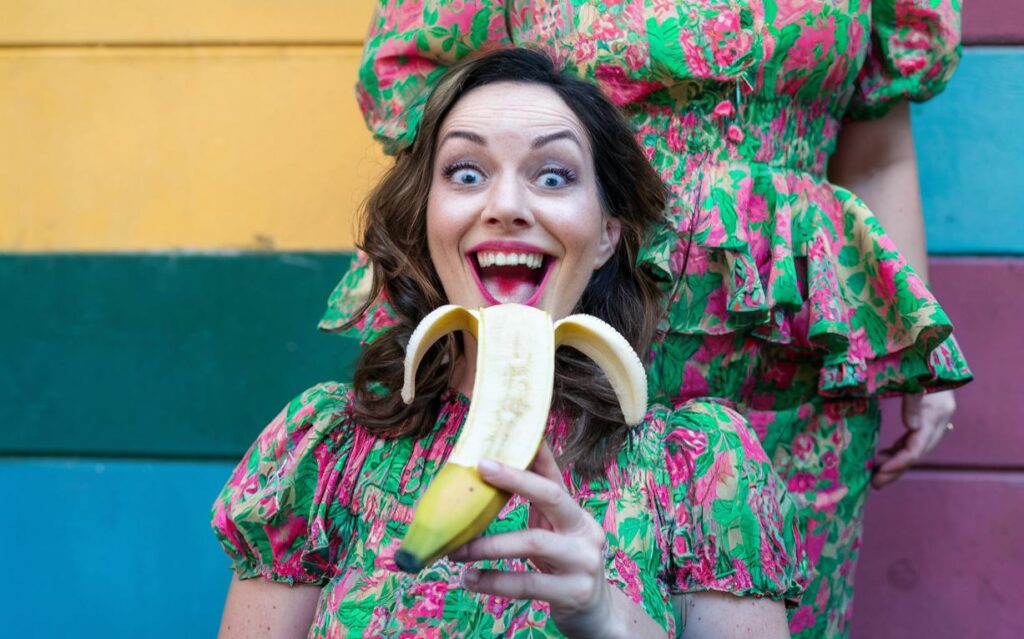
[394,303,646,573]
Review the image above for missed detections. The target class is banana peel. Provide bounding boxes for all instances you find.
[394,303,646,573]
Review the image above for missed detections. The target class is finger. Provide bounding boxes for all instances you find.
[872,429,929,489]
[875,433,910,462]
[527,443,564,531]
[529,441,565,487]
[872,459,910,488]
[463,568,599,610]
[448,528,601,574]
[922,422,948,456]
[478,459,594,533]
[921,395,956,455]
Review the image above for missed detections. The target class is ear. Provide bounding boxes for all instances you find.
[593,215,622,269]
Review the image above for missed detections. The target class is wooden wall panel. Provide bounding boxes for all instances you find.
[0,1,375,44]
[1,1,1016,46]
[964,0,1024,45]
[0,48,1015,253]
[0,46,388,251]
[1,458,233,637]
[878,258,1024,468]
[0,253,359,457]
[2,255,1017,461]
[854,471,1024,638]
[914,49,1024,255]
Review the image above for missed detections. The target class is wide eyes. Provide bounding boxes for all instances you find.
[454,168,483,185]
[536,167,575,188]
[442,162,576,189]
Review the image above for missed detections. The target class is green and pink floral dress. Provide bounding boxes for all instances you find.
[213,384,808,637]
[316,2,973,636]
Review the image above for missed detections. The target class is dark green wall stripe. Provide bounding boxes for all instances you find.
[1,253,358,457]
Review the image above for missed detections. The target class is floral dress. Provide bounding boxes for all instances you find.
[212,383,808,637]
[318,2,973,636]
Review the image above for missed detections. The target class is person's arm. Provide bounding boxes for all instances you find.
[672,592,789,639]
[828,102,956,488]
[218,575,321,639]
[828,102,927,276]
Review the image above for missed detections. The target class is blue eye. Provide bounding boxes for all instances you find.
[443,162,484,185]
[537,167,575,188]
[452,168,483,185]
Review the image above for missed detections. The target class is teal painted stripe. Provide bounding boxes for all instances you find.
[0,253,358,457]
[1,458,235,638]
[914,48,1024,255]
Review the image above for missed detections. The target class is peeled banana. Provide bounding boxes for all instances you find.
[393,303,647,573]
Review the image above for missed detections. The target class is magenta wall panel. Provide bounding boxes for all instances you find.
[964,1,1024,44]
[853,471,1024,638]
[878,257,1024,468]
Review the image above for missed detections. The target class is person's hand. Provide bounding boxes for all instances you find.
[872,390,956,489]
[448,443,659,639]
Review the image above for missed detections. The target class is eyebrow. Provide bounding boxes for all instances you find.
[439,130,486,147]
[438,129,583,150]
[532,130,583,150]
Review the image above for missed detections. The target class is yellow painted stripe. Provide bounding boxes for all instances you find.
[0,46,389,251]
[0,1,375,45]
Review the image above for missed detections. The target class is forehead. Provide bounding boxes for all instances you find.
[438,82,589,145]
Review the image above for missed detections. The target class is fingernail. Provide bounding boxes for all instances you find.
[461,568,479,589]
[478,459,499,474]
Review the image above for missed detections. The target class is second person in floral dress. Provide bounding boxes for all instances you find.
[322,2,973,637]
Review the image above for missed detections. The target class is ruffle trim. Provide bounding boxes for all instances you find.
[845,0,962,120]
[640,163,971,398]
[661,403,809,603]
[318,250,398,345]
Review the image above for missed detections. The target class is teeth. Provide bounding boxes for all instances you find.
[476,251,544,269]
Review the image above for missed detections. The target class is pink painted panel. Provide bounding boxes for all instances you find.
[878,257,1024,468]
[853,471,1024,638]
[964,1,1024,44]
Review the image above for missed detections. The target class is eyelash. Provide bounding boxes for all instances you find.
[538,166,577,184]
[441,161,482,180]
[440,162,577,184]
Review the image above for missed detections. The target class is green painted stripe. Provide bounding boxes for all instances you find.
[1,253,358,457]
[1,458,233,637]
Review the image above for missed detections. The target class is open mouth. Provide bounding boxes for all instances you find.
[468,249,554,306]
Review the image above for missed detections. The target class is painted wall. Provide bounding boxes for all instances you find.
[1,2,1020,637]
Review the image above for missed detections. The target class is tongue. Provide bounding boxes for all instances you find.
[479,265,539,304]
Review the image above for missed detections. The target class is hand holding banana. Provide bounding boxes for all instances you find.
[447,443,664,639]
[395,303,646,573]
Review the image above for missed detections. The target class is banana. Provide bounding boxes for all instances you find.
[393,303,647,573]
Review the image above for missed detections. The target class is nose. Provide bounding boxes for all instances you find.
[481,173,534,230]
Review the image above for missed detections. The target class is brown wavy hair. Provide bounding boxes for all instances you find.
[346,48,666,475]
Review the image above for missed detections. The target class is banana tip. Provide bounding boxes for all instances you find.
[394,549,424,574]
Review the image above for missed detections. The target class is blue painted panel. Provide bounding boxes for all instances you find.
[913,48,1024,255]
[1,459,236,638]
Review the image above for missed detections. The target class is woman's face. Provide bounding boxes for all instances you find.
[426,82,620,320]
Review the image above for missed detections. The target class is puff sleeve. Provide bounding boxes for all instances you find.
[846,0,962,120]
[357,1,512,155]
[662,401,808,601]
[211,383,356,585]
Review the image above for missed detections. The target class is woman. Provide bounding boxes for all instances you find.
[321,2,973,637]
[213,49,806,637]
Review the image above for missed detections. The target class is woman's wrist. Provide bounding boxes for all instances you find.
[575,583,664,639]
